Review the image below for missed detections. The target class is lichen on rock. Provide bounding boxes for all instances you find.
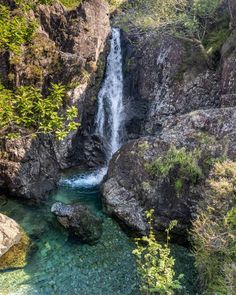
[0,214,31,271]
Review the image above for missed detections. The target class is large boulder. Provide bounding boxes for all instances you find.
[0,213,21,257]
[102,107,236,235]
[51,202,103,244]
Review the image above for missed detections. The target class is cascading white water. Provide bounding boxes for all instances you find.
[96,27,124,159]
[60,28,124,188]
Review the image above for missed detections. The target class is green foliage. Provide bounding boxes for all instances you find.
[0,4,37,54]
[107,0,125,12]
[0,83,79,140]
[59,0,81,9]
[116,0,228,61]
[203,11,231,55]
[191,161,236,295]
[146,146,202,193]
[133,210,183,294]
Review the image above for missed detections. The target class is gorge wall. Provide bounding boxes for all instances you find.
[102,2,236,235]
[0,0,110,201]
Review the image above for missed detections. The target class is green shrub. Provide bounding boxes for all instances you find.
[191,161,236,294]
[0,4,37,54]
[133,210,183,295]
[0,83,79,140]
[59,0,81,9]
[146,146,202,194]
[115,0,228,63]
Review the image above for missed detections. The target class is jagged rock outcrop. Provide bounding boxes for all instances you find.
[0,0,110,201]
[103,5,236,235]
[122,31,220,138]
[102,107,236,235]
[0,213,21,257]
[122,25,236,139]
[0,133,59,201]
[51,202,103,244]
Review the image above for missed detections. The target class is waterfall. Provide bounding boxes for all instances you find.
[96,27,124,160]
[61,28,124,188]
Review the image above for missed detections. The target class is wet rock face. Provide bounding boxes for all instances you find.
[51,202,103,245]
[102,108,236,235]
[0,213,21,257]
[0,134,59,201]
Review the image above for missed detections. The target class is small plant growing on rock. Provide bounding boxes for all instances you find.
[133,209,183,295]
[146,146,202,195]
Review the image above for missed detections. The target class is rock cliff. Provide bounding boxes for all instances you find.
[102,4,236,235]
[103,108,236,234]
[0,0,110,201]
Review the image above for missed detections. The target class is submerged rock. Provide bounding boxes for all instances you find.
[0,214,31,271]
[0,229,31,271]
[51,202,103,244]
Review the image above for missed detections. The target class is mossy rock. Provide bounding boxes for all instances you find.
[0,229,31,271]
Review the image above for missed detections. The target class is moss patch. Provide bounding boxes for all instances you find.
[0,229,31,271]
[146,146,202,194]
[60,0,81,9]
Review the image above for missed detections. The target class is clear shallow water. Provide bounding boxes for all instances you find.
[0,183,140,295]
[0,167,198,295]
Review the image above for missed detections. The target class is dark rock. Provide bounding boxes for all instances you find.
[0,133,59,201]
[102,107,236,235]
[220,29,236,107]
[122,31,221,139]
[51,202,103,245]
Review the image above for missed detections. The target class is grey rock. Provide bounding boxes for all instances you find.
[102,107,236,235]
[51,202,103,245]
[0,133,59,201]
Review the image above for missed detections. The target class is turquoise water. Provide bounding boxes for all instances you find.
[0,181,140,295]
[0,171,198,295]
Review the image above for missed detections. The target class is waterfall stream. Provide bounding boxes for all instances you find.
[96,27,124,159]
[61,28,124,188]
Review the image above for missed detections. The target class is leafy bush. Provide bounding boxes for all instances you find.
[191,161,236,294]
[0,83,79,140]
[0,4,37,54]
[146,146,202,194]
[133,210,183,295]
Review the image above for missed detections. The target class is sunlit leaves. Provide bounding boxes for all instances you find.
[133,210,183,294]
[0,83,80,140]
[0,4,37,54]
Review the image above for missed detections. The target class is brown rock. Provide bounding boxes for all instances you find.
[0,213,21,257]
